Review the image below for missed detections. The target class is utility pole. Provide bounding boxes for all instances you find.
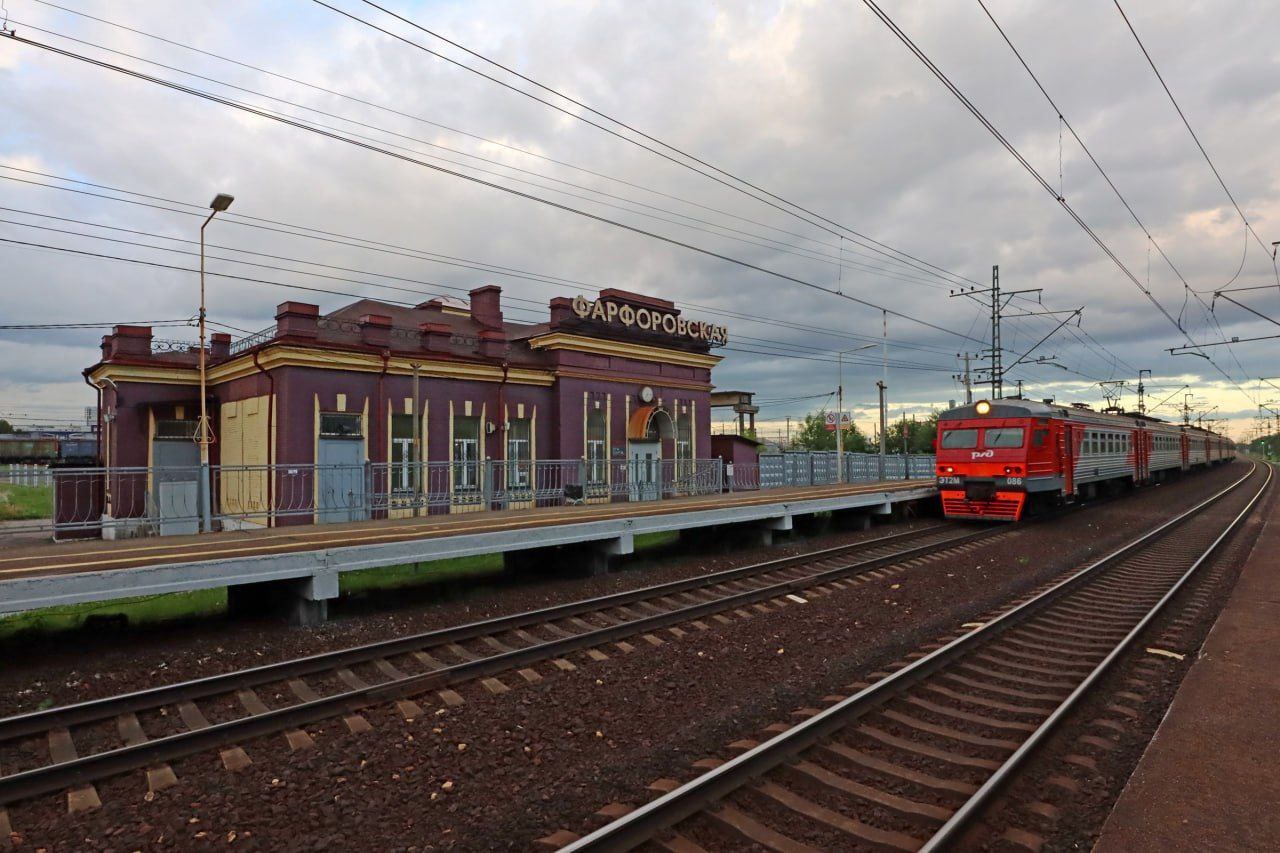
[948,266,1049,401]
[411,362,422,517]
[785,416,791,449]
[880,308,889,481]
[954,353,973,405]
[1015,379,1024,399]
[990,266,1001,399]
[877,381,887,481]
[1137,369,1151,414]
[1183,393,1194,426]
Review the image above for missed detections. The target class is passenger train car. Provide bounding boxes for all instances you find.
[935,398,1235,521]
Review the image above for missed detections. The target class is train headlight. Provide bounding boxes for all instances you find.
[975,400,991,415]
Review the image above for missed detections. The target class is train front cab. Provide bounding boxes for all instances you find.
[935,403,1060,521]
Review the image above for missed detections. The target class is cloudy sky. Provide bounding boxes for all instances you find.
[1,0,1277,443]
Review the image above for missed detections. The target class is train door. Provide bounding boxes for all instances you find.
[1060,423,1074,495]
[1134,428,1147,483]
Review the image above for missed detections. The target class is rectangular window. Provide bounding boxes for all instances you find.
[676,407,693,476]
[1032,429,1049,448]
[586,408,607,483]
[940,428,979,449]
[320,412,362,437]
[155,418,198,439]
[453,415,480,490]
[391,413,416,492]
[506,417,531,487]
[984,427,1024,448]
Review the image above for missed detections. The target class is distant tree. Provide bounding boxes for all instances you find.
[885,411,941,454]
[793,411,869,452]
[0,419,13,434]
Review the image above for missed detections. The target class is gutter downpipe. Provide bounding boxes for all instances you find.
[86,374,116,521]
[251,350,275,526]
[377,350,390,517]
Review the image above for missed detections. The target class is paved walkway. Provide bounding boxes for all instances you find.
[1095,483,1280,851]
[0,479,933,583]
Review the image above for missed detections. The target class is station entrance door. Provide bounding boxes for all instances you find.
[628,441,660,502]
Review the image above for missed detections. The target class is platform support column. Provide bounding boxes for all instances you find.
[227,571,337,626]
[505,534,634,578]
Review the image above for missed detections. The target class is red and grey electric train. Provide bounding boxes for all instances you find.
[935,398,1235,521]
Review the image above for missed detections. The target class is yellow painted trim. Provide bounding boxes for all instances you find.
[90,364,197,386]
[93,346,556,387]
[361,397,369,464]
[146,408,155,501]
[527,333,722,369]
[208,347,555,386]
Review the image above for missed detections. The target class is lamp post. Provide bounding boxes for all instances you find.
[880,310,889,480]
[836,343,876,482]
[198,192,234,533]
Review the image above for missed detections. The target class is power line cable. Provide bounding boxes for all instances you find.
[977,1,1254,387]
[859,0,1250,403]
[9,18,964,291]
[22,2,977,290]
[315,0,984,288]
[1,170,968,356]
[1112,0,1277,279]
[0,34,988,347]
[0,209,963,369]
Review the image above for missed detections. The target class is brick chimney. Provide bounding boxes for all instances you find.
[469,285,503,330]
[275,302,319,340]
[548,296,577,329]
[359,314,392,348]
[107,325,152,358]
[419,322,452,353]
[478,328,507,359]
[210,333,232,359]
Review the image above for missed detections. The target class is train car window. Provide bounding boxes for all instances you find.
[1032,429,1048,448]
[940,428,979,448]
[985,427,1024,448]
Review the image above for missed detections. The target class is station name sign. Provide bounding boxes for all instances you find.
[572,295,728,345]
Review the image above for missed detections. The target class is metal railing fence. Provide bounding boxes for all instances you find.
[20,458,727,539]
[10,453,935,540]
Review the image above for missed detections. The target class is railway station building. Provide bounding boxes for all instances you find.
[83,286,727,530]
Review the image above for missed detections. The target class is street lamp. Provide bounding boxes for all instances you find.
[197,192,234,532]
[836,343,877,482]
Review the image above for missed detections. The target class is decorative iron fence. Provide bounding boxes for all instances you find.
[8,453,935,540]
[18,458,726,540]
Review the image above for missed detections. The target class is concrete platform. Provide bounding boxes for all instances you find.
[1095,486,1280,852]
[0,480,935,622]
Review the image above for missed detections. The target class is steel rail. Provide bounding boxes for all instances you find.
[0,522,957,741]
[561,462,1265,851]
[0,523,1007,805]
[921,460,1273,850]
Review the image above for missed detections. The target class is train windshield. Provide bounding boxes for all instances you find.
[940,428,979,449]
[984,427,1025,448]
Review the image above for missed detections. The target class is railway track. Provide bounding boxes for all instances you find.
[0,518,1014,813]
[557,462,1272,852]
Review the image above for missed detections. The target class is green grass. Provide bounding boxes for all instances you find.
[338,552,504,594]
[634,530,679,551]
[0,481,53,521]
[0,588,226,641]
